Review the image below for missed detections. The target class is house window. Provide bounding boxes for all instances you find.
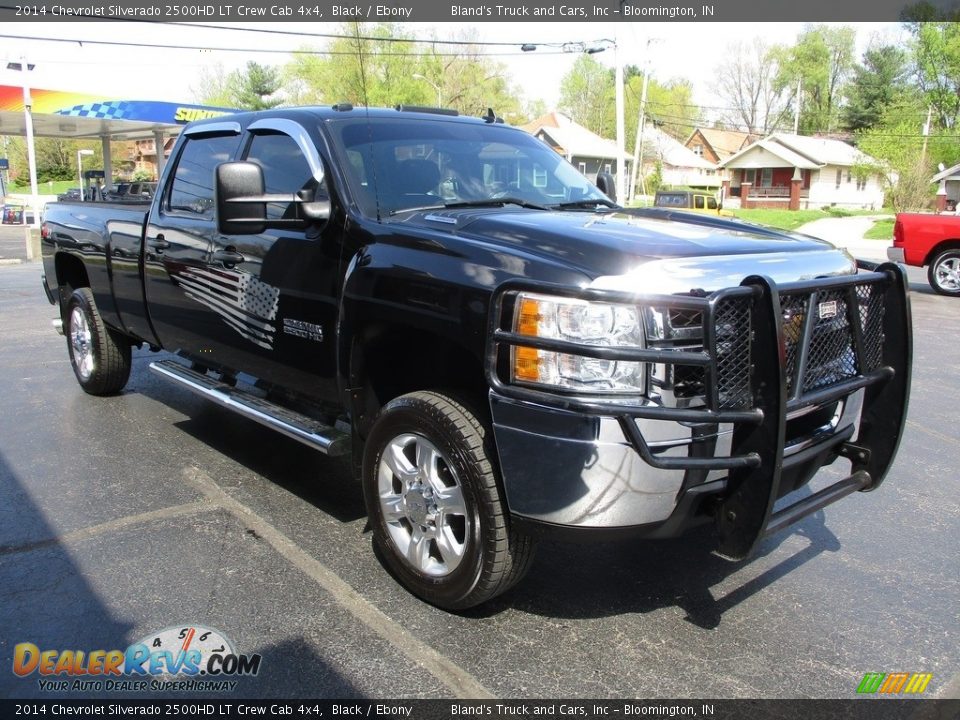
[846,169,852,183]
[693,144,703,157]
[533,164,548,188]
[578,162,587,175]
[760,168,772,187]
[835,168,842,188]
[857,178,867,191]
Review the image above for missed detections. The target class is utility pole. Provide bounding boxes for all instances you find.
[614,30,625,206]
[629,38,656,202]
[921,106,932,164]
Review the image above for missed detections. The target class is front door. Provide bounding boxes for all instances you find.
[194,122,343,404]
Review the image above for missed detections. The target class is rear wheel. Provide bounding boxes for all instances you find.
[928,249,960,297]
[65,287,132,395]
[362,391,535,610]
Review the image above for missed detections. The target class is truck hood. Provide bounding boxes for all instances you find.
[400,208,856,292]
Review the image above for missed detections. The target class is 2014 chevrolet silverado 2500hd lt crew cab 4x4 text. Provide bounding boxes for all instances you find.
[41,106,912,610]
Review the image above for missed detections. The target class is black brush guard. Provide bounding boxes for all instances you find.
[485,261,911,559]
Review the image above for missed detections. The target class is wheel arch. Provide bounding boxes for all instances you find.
[54,252,91,314]
[923,239,960,267]
[348,324,489,442]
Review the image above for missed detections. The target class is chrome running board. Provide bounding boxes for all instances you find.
[149,359,350,457]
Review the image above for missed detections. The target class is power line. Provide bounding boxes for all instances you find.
[0,32,571,57]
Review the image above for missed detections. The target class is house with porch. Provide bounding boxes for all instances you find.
[932,163,960,212]
[718,133,885,210]
[521,112,632,184]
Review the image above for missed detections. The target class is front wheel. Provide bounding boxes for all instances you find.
[928,249,960,297]
[65,287,132,395]
[362,391,535,610]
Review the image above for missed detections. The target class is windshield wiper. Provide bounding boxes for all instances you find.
[551,199,619,210]
[388,198,550,216]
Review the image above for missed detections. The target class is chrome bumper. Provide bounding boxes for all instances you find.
[887,246,905,263]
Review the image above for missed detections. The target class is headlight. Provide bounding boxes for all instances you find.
[511,293,644,393]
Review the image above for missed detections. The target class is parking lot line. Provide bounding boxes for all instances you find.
[0,500,215,557]
[181,465,495,700]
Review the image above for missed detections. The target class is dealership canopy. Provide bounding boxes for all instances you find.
[0,83,236,207]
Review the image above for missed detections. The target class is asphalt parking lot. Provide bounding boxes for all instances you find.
[0,254,957,701]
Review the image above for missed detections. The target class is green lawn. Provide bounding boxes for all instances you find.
[730,207,892,232]
[730,209,833,231]
[8,180,79,196]
[864,218,895,240]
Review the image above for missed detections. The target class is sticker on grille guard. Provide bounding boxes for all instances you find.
[818,300,838,319]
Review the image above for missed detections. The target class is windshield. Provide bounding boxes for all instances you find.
[329,116,612,218]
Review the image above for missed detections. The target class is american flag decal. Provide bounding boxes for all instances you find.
[176,267,280,350]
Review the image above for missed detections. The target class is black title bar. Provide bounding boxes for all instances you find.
[0,0,957,23]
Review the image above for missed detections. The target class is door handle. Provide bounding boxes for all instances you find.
[147,235,170,252]
[212,248,245,266]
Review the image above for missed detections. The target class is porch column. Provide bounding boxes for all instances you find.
[936,180,947,213]
[741,182,752,210]
[789,167,802,211]
[721,179,731,205]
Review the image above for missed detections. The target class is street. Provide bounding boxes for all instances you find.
[0,245,956,700]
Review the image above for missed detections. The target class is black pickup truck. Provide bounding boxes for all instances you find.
[41,106,911,610]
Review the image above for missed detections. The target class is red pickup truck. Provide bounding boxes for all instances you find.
[889,212,960,295]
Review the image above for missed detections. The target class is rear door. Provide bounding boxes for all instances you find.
[143,122,242,354]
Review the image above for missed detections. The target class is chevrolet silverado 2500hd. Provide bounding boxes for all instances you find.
[41,106,912,610]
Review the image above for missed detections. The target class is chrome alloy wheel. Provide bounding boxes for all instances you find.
[69,306,94,381]
[377,433,468,577]
[934,255,960,292]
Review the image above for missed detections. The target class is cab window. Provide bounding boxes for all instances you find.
[694,195,705,209]
[167,135,239,217]
[707,197,718,210]
[244,132,321,221]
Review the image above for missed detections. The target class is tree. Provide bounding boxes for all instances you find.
[191,62,233,107]
[772,25,856,134]
[716,39,792,134]
[558,55,614,138]
[855,100,958,212]
[904,20,960,130]
[843,44,912,131]
[282,23,522,118]
[194,61,281,110]
[231,62,282,110]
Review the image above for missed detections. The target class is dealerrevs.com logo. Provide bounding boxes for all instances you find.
[12,625,262,692]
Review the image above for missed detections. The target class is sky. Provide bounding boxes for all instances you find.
[0,21,905,120]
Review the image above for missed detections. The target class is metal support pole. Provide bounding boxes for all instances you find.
[153,130,167,179]
[14,58,41,227]
[101,135,112,193]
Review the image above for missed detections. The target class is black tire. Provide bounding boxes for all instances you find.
[65,287,132,395]
[927,249,960,297]
[362,391,536,610]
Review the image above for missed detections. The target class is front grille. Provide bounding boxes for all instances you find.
[704,280,886,410]
[715,297,752,408]
[779,282,885,397]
